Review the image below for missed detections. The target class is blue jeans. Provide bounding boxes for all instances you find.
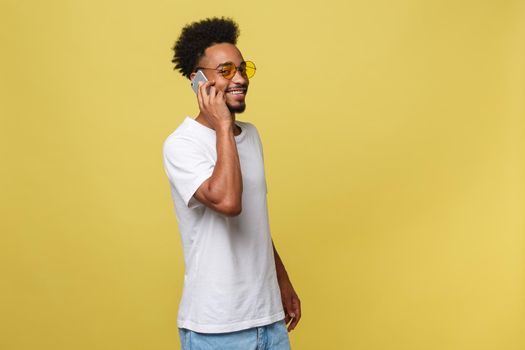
[178,319,291,350]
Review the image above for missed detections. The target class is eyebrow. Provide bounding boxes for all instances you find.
[216,61,246,68]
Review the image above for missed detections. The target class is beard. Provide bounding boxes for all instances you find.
[227,101,246,114]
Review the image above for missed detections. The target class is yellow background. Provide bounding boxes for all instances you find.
[1,0,524,349]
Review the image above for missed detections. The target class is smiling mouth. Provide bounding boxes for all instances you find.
[225,87,247,95]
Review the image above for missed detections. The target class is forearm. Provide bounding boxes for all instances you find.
[206,124,243,209]
[272,240,290,282]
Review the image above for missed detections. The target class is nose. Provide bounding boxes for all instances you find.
[231,68,248,85]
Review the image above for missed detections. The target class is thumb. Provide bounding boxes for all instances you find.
[284,298,295,319]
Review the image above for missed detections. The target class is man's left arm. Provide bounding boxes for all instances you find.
[272,240,301,332]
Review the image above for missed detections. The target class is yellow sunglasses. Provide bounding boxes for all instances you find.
[194,60,256,80]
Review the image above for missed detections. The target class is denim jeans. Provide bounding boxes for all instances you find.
[178,319,291,350]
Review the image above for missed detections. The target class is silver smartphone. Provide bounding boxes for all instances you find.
[191,70,208,94]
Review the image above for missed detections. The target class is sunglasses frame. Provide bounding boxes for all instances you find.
[194,60,256,80]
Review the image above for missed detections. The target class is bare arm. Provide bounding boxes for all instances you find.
[273,240,290,283]
[194,124,243,216]
[192,80,243,216]
[272,240,302,332]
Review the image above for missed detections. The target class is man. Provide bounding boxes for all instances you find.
[162,17,301,349]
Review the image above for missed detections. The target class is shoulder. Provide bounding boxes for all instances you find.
[237,120,256,130]
[237,121,265,157]
[163,118,205,155]
[237,120,262,139]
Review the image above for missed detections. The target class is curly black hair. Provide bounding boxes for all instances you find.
[172,17,240,78]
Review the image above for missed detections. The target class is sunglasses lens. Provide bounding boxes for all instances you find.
[219,63,236,79]
[244,61,256,79]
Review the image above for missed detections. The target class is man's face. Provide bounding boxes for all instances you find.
[190,43,249,114]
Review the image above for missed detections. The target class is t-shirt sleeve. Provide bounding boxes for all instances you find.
[163,135,214,209]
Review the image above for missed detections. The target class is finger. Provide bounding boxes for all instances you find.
[216,88,225,101]
[199,80,213,101]
[284,305,295,331]
[287,315,298,332]
[284,299,294,320]
[288,298,301,331]
[293,297,301,320]
[208,85,216,100]
[206,80,215,92]
[196,82,205,110]
[284,314,291,325]
[286,314,295,332]
[288,316,299,332]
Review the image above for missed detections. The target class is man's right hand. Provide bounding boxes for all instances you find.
[197,80,233,131]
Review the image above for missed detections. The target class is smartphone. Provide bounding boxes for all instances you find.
[191,70,208,95]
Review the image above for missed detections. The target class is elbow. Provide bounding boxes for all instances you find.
[219,201,242,217]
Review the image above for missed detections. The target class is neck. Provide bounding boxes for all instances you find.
[195,113,241,135]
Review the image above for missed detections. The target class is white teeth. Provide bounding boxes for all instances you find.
[227,90,244,94]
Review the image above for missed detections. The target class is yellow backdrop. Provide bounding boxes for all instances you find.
[1,0,524,349]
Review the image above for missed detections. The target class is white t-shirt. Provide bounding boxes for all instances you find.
[162,116,285,333]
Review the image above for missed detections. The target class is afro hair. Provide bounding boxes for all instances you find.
[172,17,240,78]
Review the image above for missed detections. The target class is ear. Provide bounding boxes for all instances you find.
[189,72,196,81]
